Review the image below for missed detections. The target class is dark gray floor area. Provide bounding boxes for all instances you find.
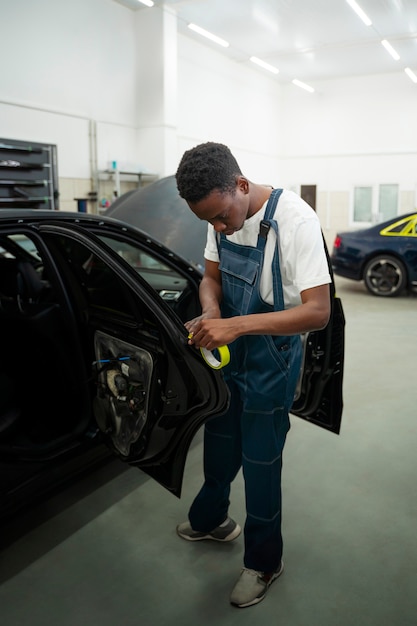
[0,277,416,625]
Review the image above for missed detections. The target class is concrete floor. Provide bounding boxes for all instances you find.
[0,277,416,626]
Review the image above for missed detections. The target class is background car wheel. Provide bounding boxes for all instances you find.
[363,255,407,297]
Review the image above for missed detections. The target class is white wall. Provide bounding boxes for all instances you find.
[280,73,417,190]
[0,0,139,176]
[0,0,416,227]
[177,35,283,184]
[279,72,417,241]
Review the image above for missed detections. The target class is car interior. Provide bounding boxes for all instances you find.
[0,229,202,463]
[0,248,91,455]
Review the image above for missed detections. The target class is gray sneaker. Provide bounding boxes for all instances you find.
[176,517,241,542]
[230,561,284,608]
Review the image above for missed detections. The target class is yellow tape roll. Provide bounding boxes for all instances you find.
[200,345,230,370]
[188,332,230,369]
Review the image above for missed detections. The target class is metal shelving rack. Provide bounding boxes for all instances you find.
[0,138,59,210]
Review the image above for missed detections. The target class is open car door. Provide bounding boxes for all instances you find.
[291,292,345,434]
[36,220,230,497]
[292,235,345,435]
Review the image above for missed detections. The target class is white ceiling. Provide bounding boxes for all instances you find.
[114,0,417,87]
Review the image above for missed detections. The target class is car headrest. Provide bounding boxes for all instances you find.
[0,258,46,311]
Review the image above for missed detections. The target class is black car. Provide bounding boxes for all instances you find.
[0,209,344,521]
[331,212,417,297]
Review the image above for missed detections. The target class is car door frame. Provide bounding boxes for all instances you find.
[35,219,230,496]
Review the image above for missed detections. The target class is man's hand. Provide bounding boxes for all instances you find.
[186,317,238,350]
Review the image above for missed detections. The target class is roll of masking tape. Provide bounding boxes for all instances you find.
[200,345,230,370]
[188,332,230,369]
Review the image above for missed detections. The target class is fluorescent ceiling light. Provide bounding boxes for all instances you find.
[250,57,279,74]
[137,0,154,6]
[292,79,315,93]
[188,23,229,48]
[404,67,417,83]
[381,39,400,60]
[346,0,372,26]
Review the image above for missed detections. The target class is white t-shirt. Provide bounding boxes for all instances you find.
[204,189,331,309]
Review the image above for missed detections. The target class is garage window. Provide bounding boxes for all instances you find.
[378,184,398,221]
[353,184,399,225]
[353,186,372,223]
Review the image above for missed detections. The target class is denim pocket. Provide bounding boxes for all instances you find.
[219,250,259,315]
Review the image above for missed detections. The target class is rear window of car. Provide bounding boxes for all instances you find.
[381,216,417,236]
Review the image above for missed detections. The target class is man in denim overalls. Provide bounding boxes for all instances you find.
[175,142,331,608]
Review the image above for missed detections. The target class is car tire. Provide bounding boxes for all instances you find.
[363,255,407,297]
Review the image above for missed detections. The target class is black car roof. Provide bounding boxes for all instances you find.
[0,208,202,273]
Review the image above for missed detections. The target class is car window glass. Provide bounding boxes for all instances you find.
[383,217,417,236]
[50,235,138,318]
[0,234,41,260]
[98,235,191,306]
[100,238,171,271]
[385,223,404,234]
[49,233,200,324]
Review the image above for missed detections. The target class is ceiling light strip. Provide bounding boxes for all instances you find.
[404,67,417,83]
[292,79,315,93]
[250,57,279,74]
[136,0,154,7]
[188,23,229,48]
[345,0,372,26]
[381,39,400,61]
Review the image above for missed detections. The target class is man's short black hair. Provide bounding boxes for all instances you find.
[175,142,242,203]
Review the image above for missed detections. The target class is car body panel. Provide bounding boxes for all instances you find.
[292,294,345,435]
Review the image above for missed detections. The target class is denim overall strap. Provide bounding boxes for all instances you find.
[259,188,285,312]
[257,188,283,242]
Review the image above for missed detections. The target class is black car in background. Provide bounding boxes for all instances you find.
[0,209,344,521]
[331,213,417,297]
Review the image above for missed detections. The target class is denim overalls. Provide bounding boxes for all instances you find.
[189,189,302,572]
